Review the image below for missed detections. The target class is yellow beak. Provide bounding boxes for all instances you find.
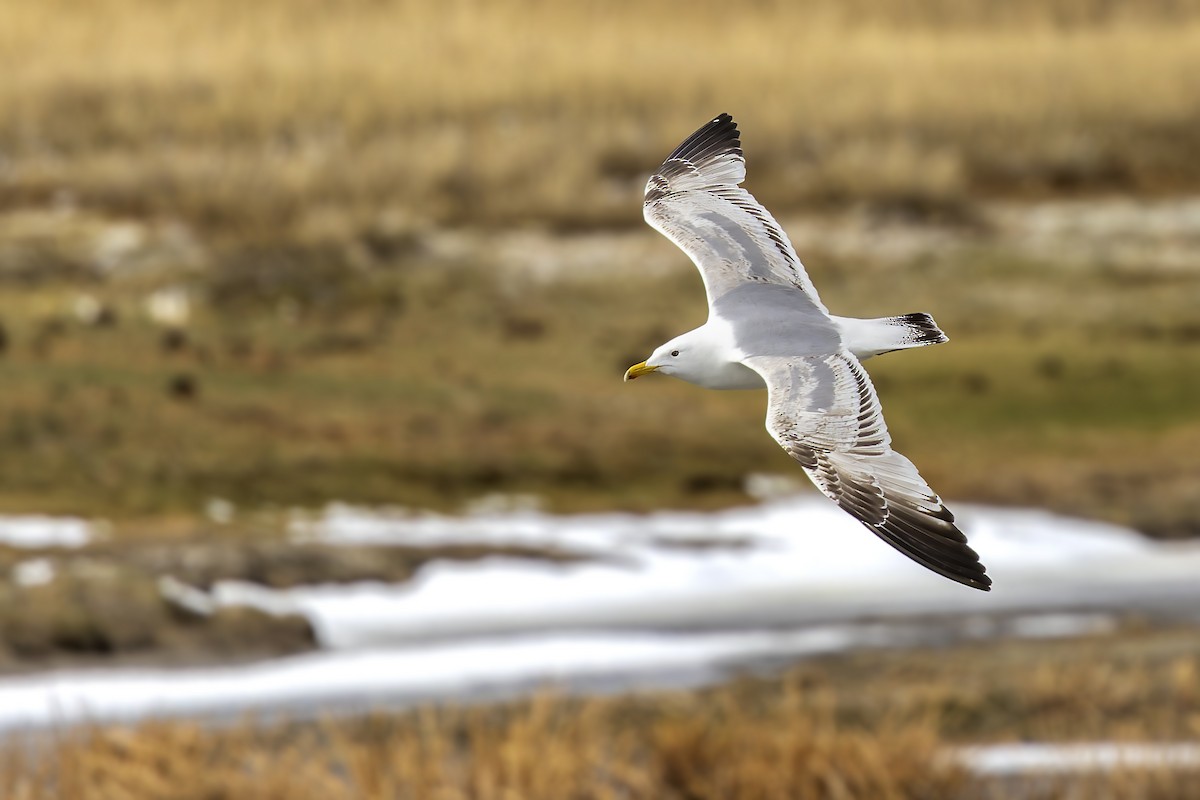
[623,361,659,382]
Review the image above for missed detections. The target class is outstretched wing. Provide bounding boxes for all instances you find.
[643,114,830,316]
[744,353,992,591]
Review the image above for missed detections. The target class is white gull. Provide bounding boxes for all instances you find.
[625,114,989,590]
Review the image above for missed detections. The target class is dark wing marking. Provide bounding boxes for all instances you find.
[744,353,992,591]
[643,114,830,315]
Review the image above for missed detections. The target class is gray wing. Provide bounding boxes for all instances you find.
[744,353,992,591]
[644,114,831,316]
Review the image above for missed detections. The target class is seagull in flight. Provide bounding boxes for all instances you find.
[624,113,990,591]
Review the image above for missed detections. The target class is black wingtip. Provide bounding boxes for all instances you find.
[855,501,991,591]
[818,488,989,591]
[665,112,742,166]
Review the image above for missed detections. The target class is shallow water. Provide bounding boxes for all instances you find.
[0,515,94,549]
[3,497,1200,733]
[276,497,1200,648]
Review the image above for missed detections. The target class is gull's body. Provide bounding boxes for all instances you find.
[625,114,990,591]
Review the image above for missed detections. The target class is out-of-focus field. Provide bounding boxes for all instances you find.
[4,0,1200,236]
[5,624,1200,799]
[0,227,1197,534]
[3,2,1200,796]
[2,0,1199,534]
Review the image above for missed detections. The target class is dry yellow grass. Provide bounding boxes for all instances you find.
[5,625,1200,799]
[1,692,957,799]
[3,0,1200,236]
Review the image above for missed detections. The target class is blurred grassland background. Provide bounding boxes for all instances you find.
[3,1,1200,795]
[4,0,1200,234]
[1,0,1199,536]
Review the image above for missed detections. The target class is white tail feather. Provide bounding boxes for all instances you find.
[834,313,948,360]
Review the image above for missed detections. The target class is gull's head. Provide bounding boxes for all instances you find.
[624,338,691,382]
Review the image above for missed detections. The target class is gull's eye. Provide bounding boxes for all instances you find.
[670,350,680,357]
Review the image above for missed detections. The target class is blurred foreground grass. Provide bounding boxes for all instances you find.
[5,624,1200,799]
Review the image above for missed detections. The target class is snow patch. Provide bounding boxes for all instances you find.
[954,742,1200,775]
[0,516,94,549]
[11,559,55,587]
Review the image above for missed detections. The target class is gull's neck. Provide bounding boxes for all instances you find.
[672,319,764,390]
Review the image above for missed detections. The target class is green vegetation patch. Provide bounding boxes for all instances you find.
[0,237,1197,535]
